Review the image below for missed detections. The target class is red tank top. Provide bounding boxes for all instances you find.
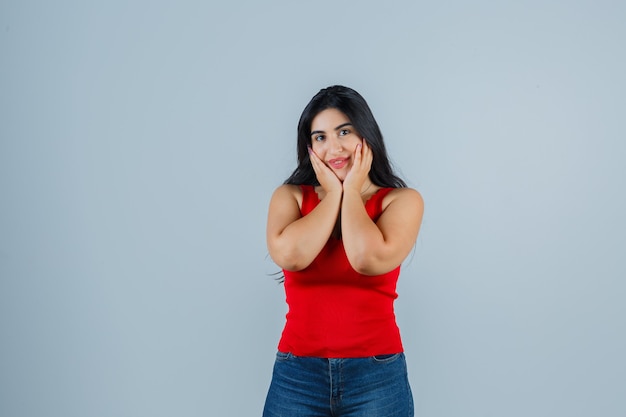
[277,185,404,358]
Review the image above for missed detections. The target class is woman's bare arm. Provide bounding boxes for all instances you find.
[266,143,346,272]
[341,187,423,275]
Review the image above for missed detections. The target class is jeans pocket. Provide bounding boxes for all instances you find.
[275,351,293,361]
[371,352,402,363]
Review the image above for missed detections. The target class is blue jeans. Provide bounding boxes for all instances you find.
[263,352,414,417]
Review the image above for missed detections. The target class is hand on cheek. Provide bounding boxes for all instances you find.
[344,139,373,193]
[308,145,342,193]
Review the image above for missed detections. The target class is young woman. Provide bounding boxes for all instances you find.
[263,85,424,417]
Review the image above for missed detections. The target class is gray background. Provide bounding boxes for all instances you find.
[1,1,625,416]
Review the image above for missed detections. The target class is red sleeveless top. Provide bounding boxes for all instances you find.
[277,185,404,358]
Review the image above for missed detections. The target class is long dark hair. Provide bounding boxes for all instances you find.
[284,85,407,188]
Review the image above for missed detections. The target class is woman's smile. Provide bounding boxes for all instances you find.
[328,157,349,170]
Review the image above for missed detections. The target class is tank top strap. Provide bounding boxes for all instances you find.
[299,184,319,216]
[365,187,394,221]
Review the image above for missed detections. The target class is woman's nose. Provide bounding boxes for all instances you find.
[329,136,343,152]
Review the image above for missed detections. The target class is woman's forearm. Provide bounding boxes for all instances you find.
[340,189,386,274]
[269,189,342,271]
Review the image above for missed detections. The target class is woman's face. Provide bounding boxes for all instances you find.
[310,108,363,181]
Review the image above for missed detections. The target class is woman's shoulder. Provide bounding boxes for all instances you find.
[272,184,304,208]
[381,187,424,211]
[273,184,303,198]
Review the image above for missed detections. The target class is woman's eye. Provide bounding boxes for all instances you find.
[314,134,325,141]
[339,129,349,136]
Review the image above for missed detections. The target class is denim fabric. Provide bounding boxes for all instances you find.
[263,352,414,417]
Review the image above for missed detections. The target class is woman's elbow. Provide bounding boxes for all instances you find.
[347,249,401,276]
[269,247,309,272]
[348,254,382,276]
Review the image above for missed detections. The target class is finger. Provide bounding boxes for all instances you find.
[308,146,323,170]
[361,139,373,164]
[353,143,362,164]
[361,138,371,156]
[309,146,340,185]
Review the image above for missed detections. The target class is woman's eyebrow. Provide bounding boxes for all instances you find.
[310,123,353,137]
[334,122,353,131]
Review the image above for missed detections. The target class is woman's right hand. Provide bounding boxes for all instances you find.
[308,146,343,195]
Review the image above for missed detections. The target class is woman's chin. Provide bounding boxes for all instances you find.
[332,170,349,182]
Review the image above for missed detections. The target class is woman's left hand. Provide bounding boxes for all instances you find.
[343,139,373,194]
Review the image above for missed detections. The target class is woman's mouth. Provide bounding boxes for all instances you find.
[328,158,349,169]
